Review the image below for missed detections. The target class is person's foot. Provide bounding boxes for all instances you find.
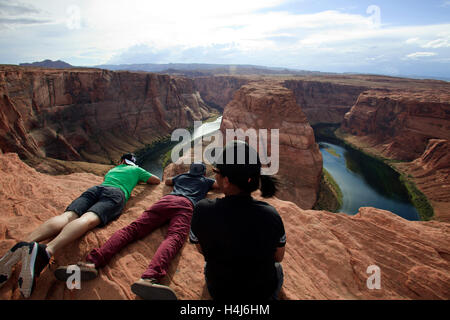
[54,261,98,282]
[131,278,178,300]
[18,242,50,298]
[0,242,30,289]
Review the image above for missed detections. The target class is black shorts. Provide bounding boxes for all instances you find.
[66,185,126,227]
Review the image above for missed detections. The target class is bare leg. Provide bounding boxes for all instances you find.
[26,211,79,243]
[46,212,101,256]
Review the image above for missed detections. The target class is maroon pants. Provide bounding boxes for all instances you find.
[86,195,194,281]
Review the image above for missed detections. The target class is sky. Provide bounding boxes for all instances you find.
[0,0,449,78]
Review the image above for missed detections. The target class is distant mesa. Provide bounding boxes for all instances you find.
[95,62,328,77]
[19,59,74,69]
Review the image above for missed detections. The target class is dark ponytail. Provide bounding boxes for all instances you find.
[260,175,278,198]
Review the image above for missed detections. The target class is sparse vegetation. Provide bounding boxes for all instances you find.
[314,168,343,212]
[324,147,340,158]
[399,175,434,221]
[332,126,434,221]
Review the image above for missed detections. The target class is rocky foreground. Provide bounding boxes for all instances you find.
[0,152,448,300]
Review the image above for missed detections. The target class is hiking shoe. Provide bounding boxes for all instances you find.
[131,278,178,300]
[18,242,50,298]
[54,262,98,282]
[0,242,30,289]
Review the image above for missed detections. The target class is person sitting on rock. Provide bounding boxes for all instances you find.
[189,141,286,300]
[0,152,160,298]
[54,162,218,300]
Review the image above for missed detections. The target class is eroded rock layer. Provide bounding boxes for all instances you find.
[0,153,449,300]
[342,90,450,161]
[283,80,367,125]
[193,76,249,110]
[340,89,450,221]
[0,66,212,165]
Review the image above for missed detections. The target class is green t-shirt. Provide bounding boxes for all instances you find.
[101,164,152,201]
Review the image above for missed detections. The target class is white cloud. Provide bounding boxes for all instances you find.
[0,0,449,77]
[405,38,420,44]
[405,52,438,59]
[422,38,450,48]
[0,0,53,29]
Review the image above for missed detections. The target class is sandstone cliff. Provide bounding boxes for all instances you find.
[342,89,450,161]
[396,139,450,223]
[283,80,367,125]
[220,81,323,209]
[193,76,249,110]
[341,89,450,221]
[0,153,449,300]
[0,66,212,167]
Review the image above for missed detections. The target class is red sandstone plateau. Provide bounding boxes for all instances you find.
[0,153,449,300]
[220,81,323,209]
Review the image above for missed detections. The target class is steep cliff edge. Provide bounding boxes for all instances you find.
[0,66,212,168]
[220,81,323,209]
[0,153,449,300]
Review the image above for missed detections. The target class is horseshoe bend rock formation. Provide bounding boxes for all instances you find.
[0,153,449,300]
[220,81,323,209]
[0,66,212,166]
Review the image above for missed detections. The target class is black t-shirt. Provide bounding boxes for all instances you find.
[170,173,215,206]
[190,194,286,300]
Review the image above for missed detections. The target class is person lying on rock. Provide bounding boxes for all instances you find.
[189,141,286,300]
[54,162,218,300]
[0,152,160,298]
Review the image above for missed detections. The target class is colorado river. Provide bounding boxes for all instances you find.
[318,141,420,221]
[139,117,222,178]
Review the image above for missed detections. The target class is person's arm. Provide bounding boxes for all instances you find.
[274,246,285,262]
[147,175,161,185]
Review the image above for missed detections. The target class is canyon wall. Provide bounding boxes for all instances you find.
[341,89,450,221]
[220,81,323,209]
[0,66,212,166]
[342,89,450,161]
[283,80,367,125]
[193,76,249,110]
[193,76,367,125]
[0,152,449,300]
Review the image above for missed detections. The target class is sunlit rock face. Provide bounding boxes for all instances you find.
[1,152,449,300]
